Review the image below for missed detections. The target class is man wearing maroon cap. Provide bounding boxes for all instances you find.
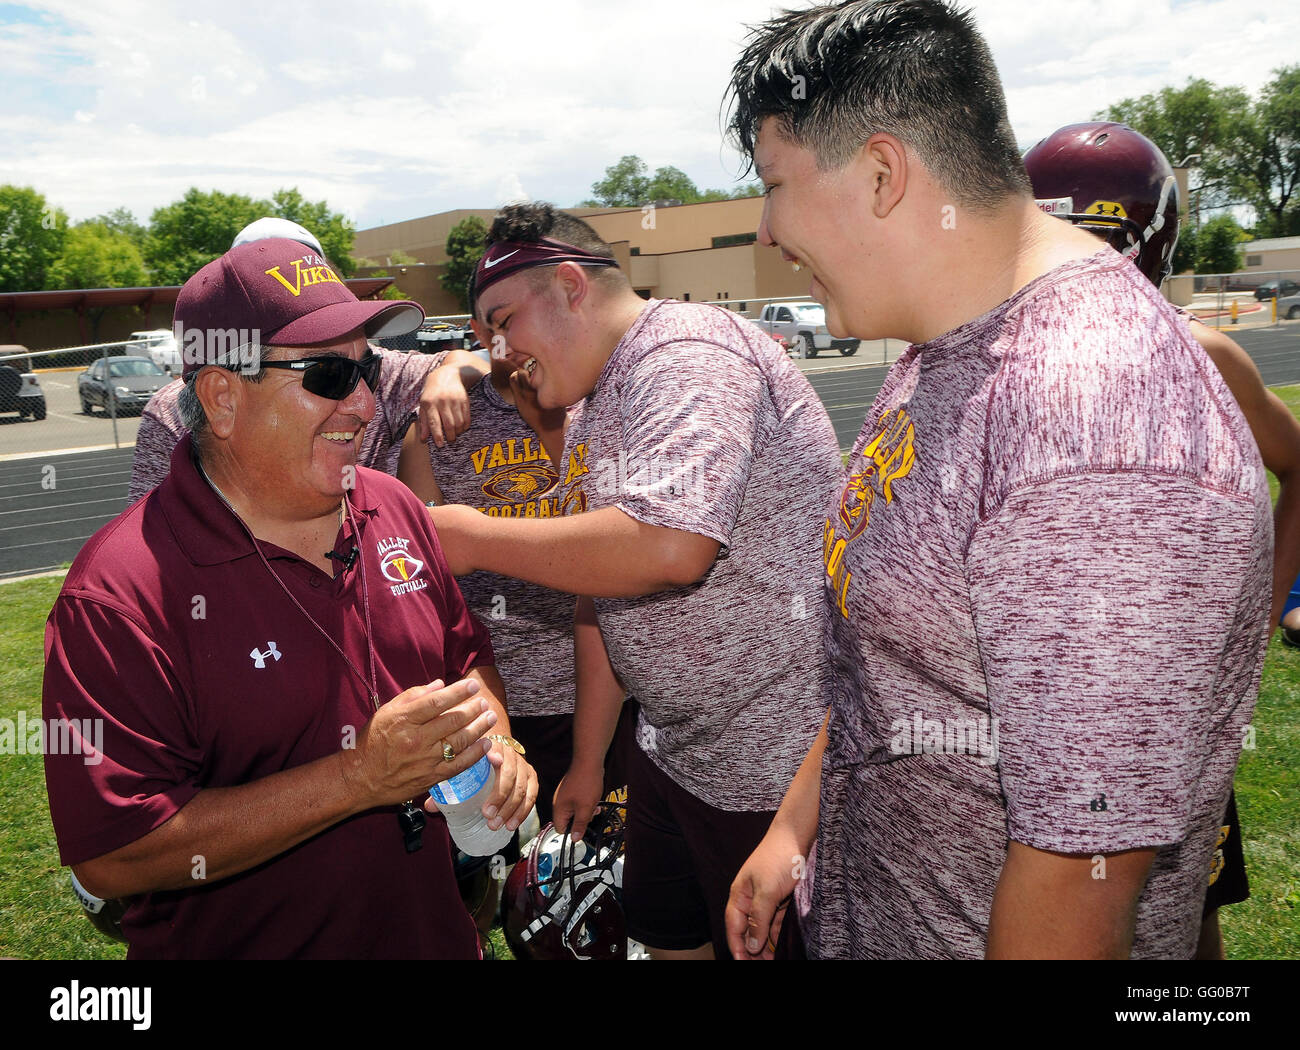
[127,217,490,505]
[42,238,537,959]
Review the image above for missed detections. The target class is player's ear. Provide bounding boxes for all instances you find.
[862,133,908,219]
[195,367,239,439]
[554,261,591,313]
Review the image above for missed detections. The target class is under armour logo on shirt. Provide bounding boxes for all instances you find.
[250,642,282,669]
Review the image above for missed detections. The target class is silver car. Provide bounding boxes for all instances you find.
[1277,293,1300,321]
[78,356,170,416]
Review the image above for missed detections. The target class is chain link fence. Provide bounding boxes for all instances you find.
[1167,268,1300,329]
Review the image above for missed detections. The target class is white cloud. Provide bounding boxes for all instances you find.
[1,0,1296,229]
[495,172,530,206]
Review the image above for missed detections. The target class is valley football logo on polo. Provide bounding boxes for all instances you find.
[377,536,428,596]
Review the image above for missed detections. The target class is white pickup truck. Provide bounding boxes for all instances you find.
[753,302,859,358]
[127,330,182,375]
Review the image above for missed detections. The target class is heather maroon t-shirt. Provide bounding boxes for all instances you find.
[558,300,842,810]
[44,436,492,959]
[126,348,445,503]
[799,251,1271,959]
[426,378,576,717]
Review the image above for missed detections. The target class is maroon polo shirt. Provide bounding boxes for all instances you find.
[42,435,494,959]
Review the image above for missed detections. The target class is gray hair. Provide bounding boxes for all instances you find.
[180,349,267,454]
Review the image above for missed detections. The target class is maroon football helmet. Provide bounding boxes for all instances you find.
[1023,122,1180,287]
[501,801,628,961]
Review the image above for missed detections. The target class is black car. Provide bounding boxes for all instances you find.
[0,352,47,421]
[78,356,170,415]
[1254,279,1300,301]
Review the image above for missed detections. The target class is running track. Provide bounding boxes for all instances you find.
[2,325,1298,580]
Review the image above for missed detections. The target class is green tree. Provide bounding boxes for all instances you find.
[1229,66,1300,237]
[1103,69,1300,235]
[583,155,764,207]
[645,165,699,204]
[91,207,147,249]
[1102,78,1249,217]
[441,217,488,311]
[145,188,265,285]
[144,187,356,285]
[47,221,149,289]
[1195,215,1245,274]
[1103,79,1242,173]
[584,155,652,207]
[0,185,67,292]
[268,188,357,277]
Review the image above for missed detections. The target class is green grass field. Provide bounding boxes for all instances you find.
[3,392,1299,959]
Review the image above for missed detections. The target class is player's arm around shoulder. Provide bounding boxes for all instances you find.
[1191,323,1300,480]
[396,424,445,506]
[1191,322,1300,622]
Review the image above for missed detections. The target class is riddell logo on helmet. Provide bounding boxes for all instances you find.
[263,255,343,297]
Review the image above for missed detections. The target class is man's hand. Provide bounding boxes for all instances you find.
[508,368,567,464]
[725,821,803,960]
[342,678,498,809]
[477,739,538,832]
[427,503,482,576]
[551,761,605,841]
[417,351,488,447]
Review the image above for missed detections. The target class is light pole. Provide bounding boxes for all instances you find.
[1175,154,1202,233]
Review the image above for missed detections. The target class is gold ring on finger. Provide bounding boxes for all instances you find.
[442,742,456,762]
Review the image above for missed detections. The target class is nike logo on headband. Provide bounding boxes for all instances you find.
[483,250,520,269]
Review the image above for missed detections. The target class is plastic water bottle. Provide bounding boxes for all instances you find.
[429,755,515,857]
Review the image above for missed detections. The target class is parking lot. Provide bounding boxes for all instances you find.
[0,367,151,456]
[2,324,1299,580]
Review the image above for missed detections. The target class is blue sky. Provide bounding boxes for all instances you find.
[1,0,1297,232]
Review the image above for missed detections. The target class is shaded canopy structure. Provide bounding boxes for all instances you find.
[1,278,397,346]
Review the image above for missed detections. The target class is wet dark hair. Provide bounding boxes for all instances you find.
[725,0,1030,210]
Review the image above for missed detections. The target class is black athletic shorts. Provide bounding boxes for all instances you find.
[621,739,776,958]
[1203,790,1250,915]
[511,698,638,828]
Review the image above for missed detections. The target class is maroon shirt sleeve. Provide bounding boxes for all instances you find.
[42,594,203,865]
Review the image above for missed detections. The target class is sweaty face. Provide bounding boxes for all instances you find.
[754,118,879,339]
[478,269,575,410]
[231,331,375,513]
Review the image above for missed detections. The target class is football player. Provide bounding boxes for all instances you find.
[1024,121,1300,959]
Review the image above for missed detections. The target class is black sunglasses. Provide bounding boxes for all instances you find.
[257,352,383,400]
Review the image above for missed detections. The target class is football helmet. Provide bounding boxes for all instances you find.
[1023,122,1180,287]
[501,800,628,960]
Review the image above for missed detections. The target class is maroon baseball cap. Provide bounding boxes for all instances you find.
[175,238,423,378]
